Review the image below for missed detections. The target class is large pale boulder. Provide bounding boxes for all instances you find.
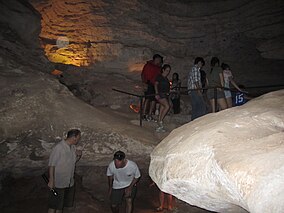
[149,90,284,213]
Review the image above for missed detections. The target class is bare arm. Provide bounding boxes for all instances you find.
[48,166,55,189]
[154,81,160,99]
[219,72,225,87]
[194,82,202,96]
[108,175,114,196]
[230,79,242,92]
[75,149,82,163]
[129,177,140,188]
[125,177,140,197]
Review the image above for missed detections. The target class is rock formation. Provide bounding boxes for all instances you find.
[149,90,284,213]
[30,0,284,85]
[0,0,156,180]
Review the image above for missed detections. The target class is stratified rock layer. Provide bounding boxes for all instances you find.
[30,0,284,85]
[149,90,284,213]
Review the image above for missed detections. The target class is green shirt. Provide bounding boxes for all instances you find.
[207,66,223,87]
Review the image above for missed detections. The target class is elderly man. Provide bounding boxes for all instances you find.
[47,129,82,213]
[107,151,141,213]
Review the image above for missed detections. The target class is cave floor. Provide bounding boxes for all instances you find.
[0,166,213,213]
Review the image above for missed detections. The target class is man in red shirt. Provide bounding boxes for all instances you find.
[141,54,163,121]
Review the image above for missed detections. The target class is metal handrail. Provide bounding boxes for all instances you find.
[113,84,284,126]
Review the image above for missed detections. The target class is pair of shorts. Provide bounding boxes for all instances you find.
[207,88,225,100]
[48,185,75,210]
[158,93,169,99]
[110,185,137,205]
[224,90,232,98]
[144,83,155,101]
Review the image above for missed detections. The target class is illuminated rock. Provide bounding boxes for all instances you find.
[149,90,284,213]
[30,0,284,86]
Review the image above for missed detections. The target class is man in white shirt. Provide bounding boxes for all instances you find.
[107,151,141,213]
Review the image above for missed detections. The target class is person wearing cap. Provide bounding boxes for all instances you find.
[107,151,141,213]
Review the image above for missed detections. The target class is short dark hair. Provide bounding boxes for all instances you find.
[172,72,179,80]
[161,64,171,72]
[221,63,230,70]
[194,57,205,66]
[67,129,81,138]
[211,57,220,67]
[113,150,125,160]
[153,54,163,61]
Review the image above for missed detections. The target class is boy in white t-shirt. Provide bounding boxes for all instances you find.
[107,151,141,213]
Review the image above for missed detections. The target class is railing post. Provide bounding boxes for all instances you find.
[139,96,143,127]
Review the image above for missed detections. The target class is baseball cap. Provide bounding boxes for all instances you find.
[113,151,125,160]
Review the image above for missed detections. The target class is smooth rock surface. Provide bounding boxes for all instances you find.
[149,90,284,213]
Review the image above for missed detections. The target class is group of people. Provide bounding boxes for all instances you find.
[141,54,246,127]
[141,54,181,133]
[188,56,245,120]
[47,129,169,213]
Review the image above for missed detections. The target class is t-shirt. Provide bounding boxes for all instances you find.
[187,65,201,92]
[223,70,233,89]
[141,60,161,85]
[156,74,170,95]
[48,140,76,188]
[207,66,223,87]
[200,69,207,89]
[107,160,141,189]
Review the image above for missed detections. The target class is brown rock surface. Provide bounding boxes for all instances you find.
[30,0,284,85]
[0,1,284,212]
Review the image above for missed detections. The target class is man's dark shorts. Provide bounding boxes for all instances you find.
[110,185,137,205]
[144,83,155,101]
[48,185,75,210]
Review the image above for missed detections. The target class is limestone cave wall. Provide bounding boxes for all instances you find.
[30,0,284,85]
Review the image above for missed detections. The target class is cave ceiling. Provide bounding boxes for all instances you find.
[28,0,284,84]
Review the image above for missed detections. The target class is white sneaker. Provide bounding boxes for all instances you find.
[155,126,166,133]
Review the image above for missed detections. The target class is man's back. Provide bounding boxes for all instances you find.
[141,60,161,84]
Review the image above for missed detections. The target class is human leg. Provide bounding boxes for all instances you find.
[142,98,149,116]
[167,194,173,210]
[110,188,124,213]
[210,98,216,113]
[48,188,66,213]
[149,100,156,117]
[217,98,228,111]
[191,91,206,120]
[156,191,165,211]
[226,97,233,108]
[125,185,137,213]
[172,98,180,114]
[158,98,170,122]
[155,98,169,132]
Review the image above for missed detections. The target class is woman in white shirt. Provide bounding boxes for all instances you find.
[221,63,243,108]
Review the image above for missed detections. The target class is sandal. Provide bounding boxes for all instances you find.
[156,207,163,212]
